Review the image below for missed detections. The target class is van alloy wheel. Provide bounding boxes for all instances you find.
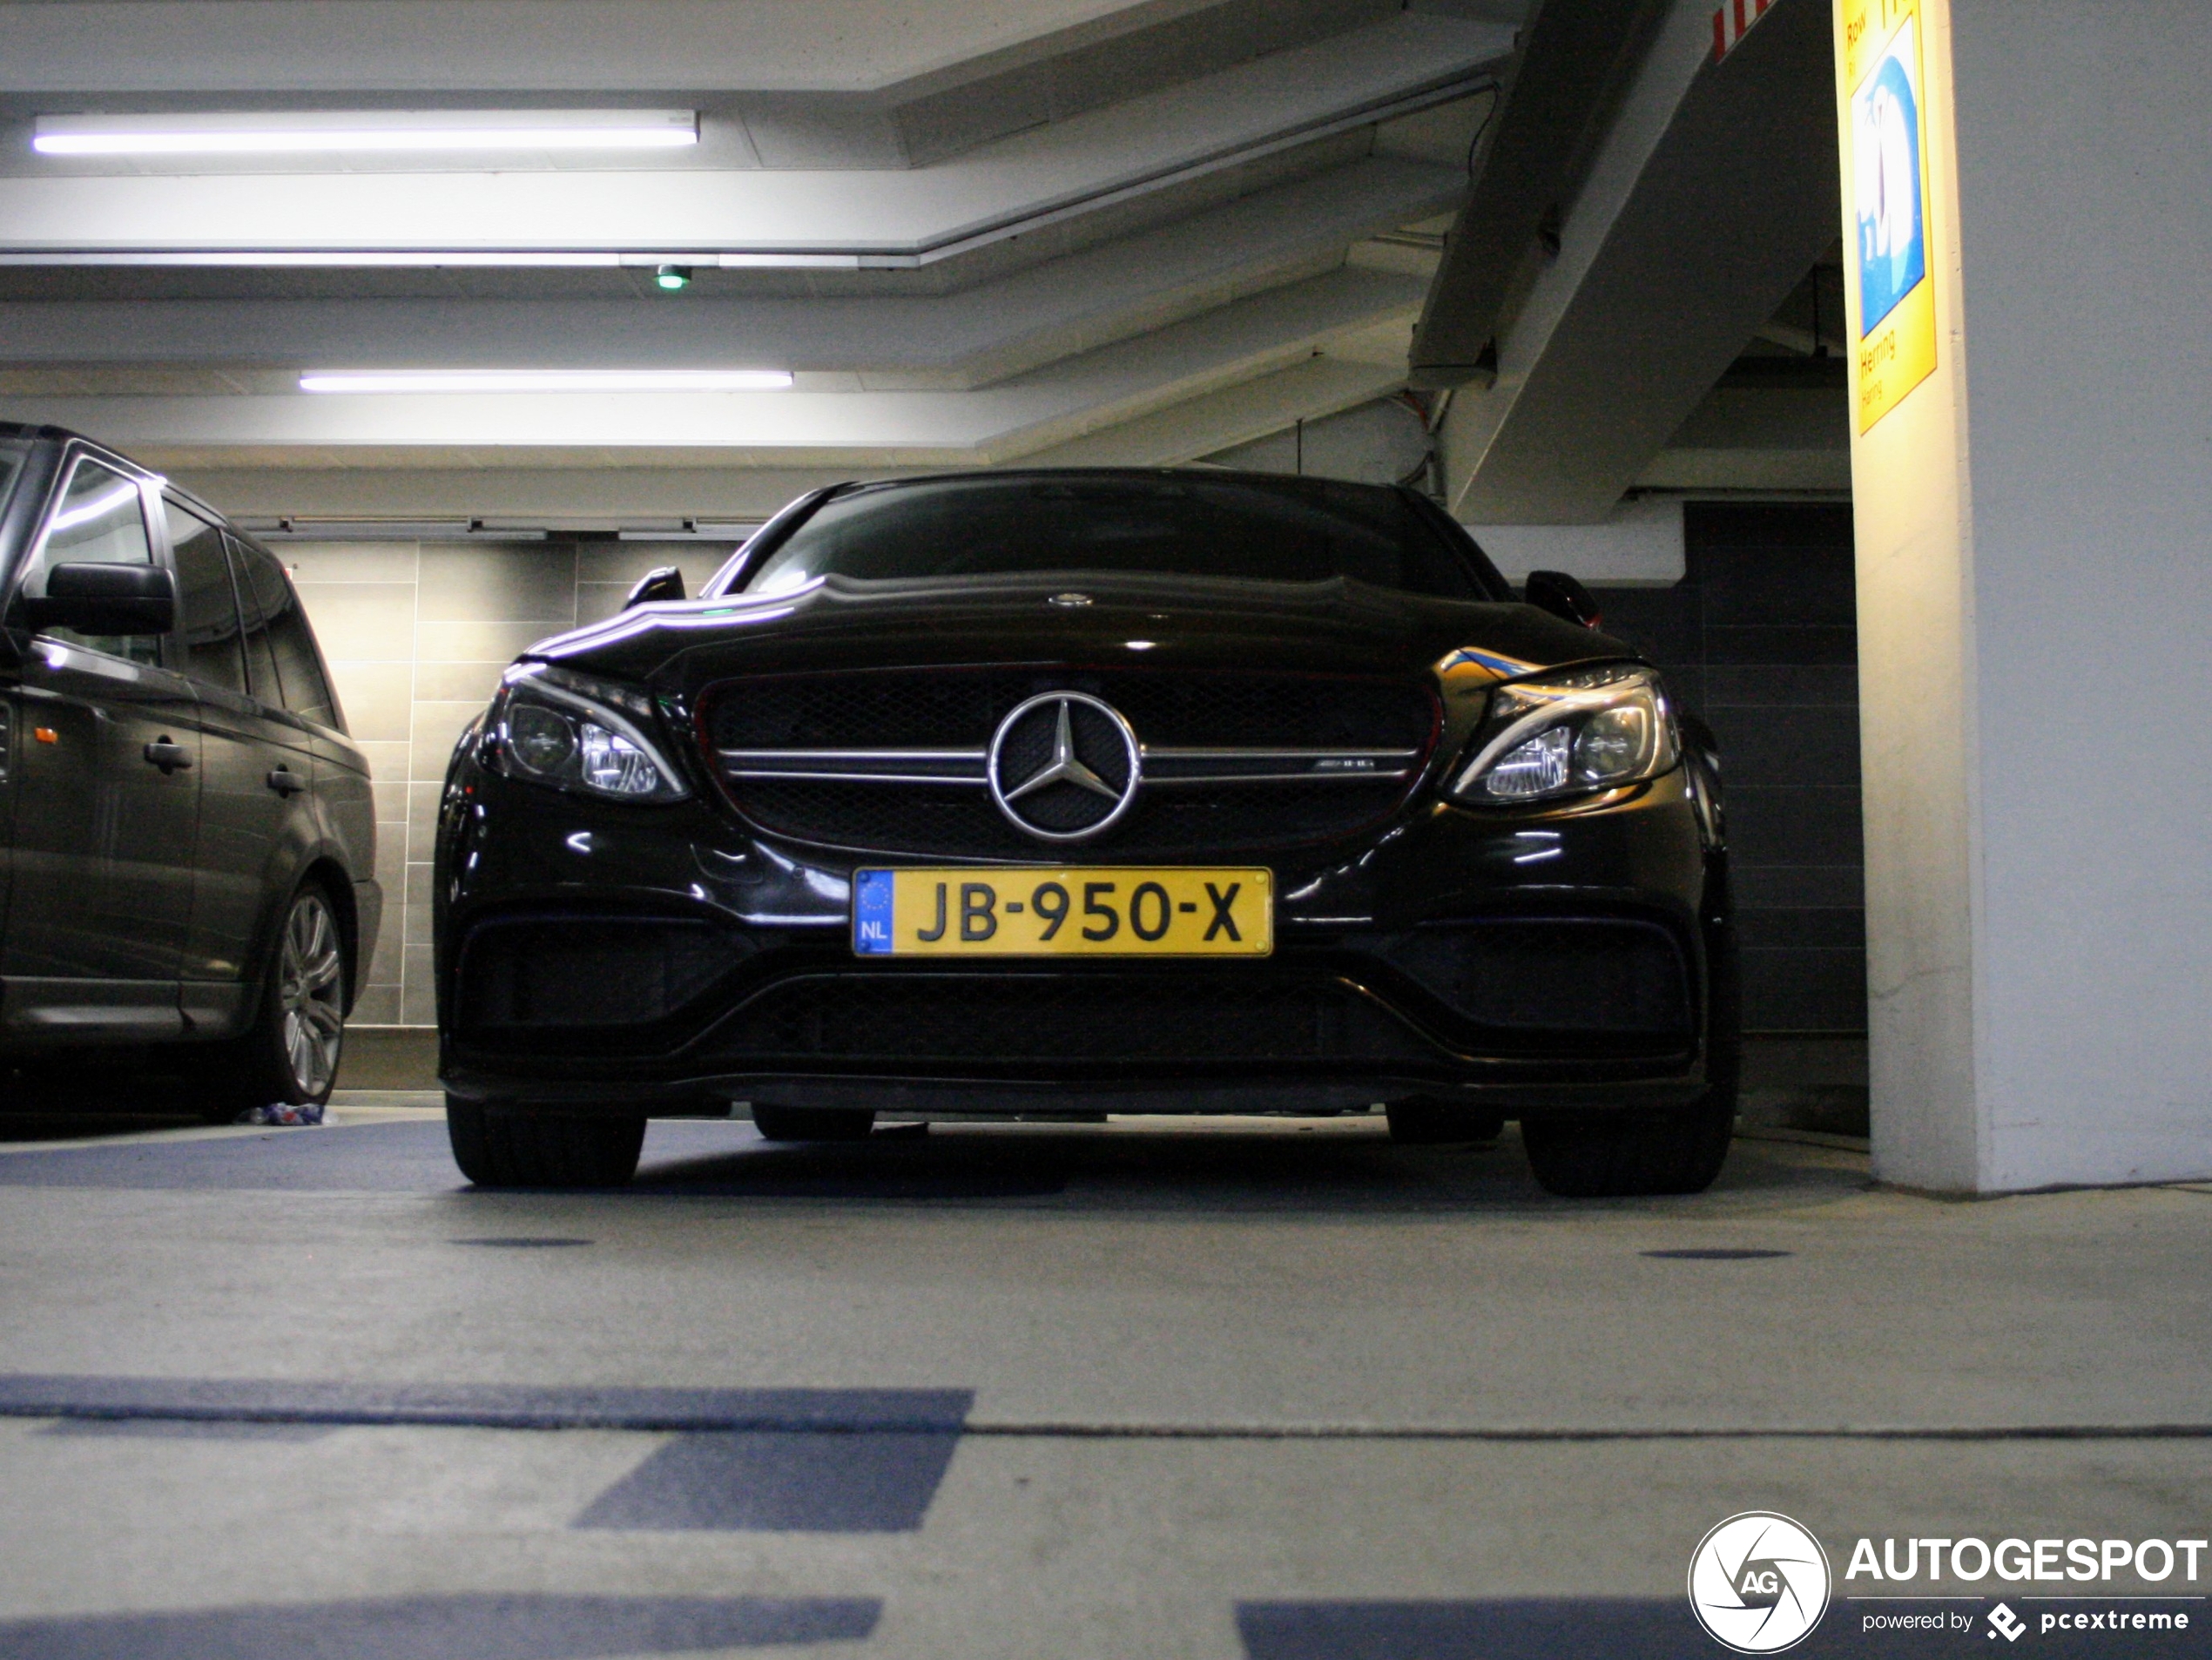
[279,890,346,1097]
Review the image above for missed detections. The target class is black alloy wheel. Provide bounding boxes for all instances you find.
[750,1104,877,1142]
[446,1098,647,1187]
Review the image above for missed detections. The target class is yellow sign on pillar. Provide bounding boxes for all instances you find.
[1843,0,1938,432]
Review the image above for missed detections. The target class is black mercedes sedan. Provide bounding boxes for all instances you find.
[434,470,1734,1198]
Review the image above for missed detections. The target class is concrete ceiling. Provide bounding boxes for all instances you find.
[0,0,1527,523]
[0,0,1846,535]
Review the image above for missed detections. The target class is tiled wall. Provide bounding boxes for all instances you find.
[287,539,738,1026]
[1587,503,1867,1032]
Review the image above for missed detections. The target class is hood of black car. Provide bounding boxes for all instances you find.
[528,570,1635,692]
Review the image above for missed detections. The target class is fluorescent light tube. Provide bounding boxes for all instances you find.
[33,110,697,156]
[298,369,793,394]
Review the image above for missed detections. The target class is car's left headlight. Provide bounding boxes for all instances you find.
[1447,662,1677,806]
[488,662,691,803]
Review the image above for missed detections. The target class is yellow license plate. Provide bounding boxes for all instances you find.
[853,867,1271,957]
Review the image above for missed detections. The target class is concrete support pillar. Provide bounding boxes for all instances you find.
[1834,0,2212,1190]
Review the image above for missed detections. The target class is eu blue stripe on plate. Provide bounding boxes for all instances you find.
[853,869,895,954]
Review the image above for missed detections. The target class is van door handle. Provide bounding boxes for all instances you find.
[143,739,192,773]
[266,766,307,797]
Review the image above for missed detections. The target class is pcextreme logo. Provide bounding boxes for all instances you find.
[1689,1511,1833,1654]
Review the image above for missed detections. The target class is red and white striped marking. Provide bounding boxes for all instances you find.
[1711,0,1773,62]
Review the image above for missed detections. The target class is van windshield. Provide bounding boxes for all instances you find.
[738,474,1505,600]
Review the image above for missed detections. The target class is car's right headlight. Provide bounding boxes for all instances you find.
[487,662,690,803]
[1447,662,1677,806]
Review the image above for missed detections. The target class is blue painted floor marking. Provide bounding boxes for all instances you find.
[0,1373,974,1434]
[0,1595,879,1659]
[576,1428,963,1533]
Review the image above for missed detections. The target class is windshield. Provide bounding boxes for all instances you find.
[738,474,1504,600]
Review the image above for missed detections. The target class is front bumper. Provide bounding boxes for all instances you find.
[434,760,1725,1116]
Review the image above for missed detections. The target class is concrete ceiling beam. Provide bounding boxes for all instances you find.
[0,266,1423,467]
[1409,0,1676,388]
[1433,0,1840,523]
[0,0,1361,98]
[0,15,1507,260]
[0,157,1464,388]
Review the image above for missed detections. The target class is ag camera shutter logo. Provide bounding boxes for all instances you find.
[1689,1512,1832,1653]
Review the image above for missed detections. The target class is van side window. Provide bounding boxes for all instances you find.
[229,535,345,732]
[167,497,246,696]
[28,458,162,665]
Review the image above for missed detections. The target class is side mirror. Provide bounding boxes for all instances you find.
[624,566,685,609]
[1523,569,1602,630]
[26,563,177,635]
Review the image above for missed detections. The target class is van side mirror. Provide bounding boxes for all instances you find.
[1523,569,1602,629]
[26,563,177,635]
[624,566,685,609]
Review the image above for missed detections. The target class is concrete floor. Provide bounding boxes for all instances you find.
[1,1098,2208,1659]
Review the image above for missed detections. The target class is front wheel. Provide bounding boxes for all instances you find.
[446,1098,646,1187]
[1522,881,1741,1199]
[193,881,349,1120]
[1519,1092,1736,1198]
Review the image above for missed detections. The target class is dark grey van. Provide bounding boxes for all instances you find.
[0,423,380,1114]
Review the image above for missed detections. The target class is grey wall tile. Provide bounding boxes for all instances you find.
[415,546,577,624]
[577,583,632,629]
[574,543,736,587]
[283,543,420,584]
[370,778,410,827]
[1739,908,1868,950]
[411,660,508,705]
[1728,786,1865,867]
[349,984,402,1026]
[323,661,415,743]
[409,703,486,779]
[408,781,442,851]
[371,833,405,901]
[293,584,418,661]
[1733,865,1867,909]
[361,930,399,995]
[415,619,564,665]
[1705,665,1861,707]
[1717,706,1861,786]
[1742,948,1869,1030]
[404,862,436,908]
[400,945,437,1026]
[354,740,410,788]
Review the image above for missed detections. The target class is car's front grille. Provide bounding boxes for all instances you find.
[700,666,1439,857]
[711,971,1433,1065]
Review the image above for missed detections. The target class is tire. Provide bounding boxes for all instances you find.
[446,1097,646,1187]
[1385,1098,1506,1144]
[1520,922,1740,1198]
[750,1103,875,1142]
[193,881,350,1120]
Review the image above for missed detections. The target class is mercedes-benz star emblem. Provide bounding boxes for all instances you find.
[988,692,1141,842]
